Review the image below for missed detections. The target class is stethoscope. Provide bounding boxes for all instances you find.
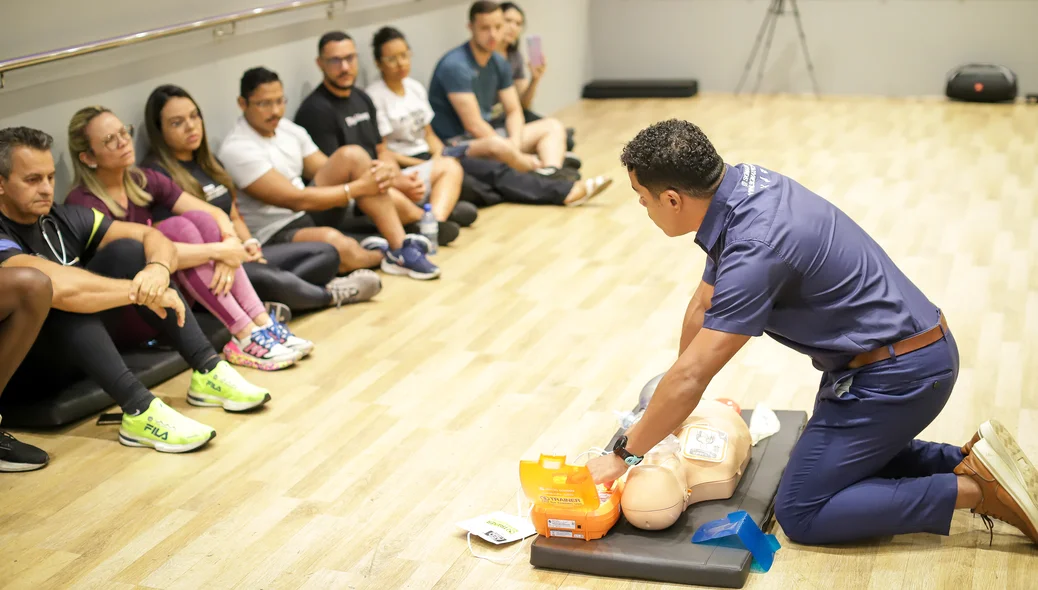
[38,215,79,266]
[0,214,80,267]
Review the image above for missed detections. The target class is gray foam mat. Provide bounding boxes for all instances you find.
[530,408,807,588]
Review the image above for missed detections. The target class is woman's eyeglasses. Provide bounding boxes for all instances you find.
[101,125,134,151]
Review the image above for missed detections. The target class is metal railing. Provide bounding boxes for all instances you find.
[0,0,348,88]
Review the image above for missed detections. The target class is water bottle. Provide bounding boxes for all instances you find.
[418,203,438,254]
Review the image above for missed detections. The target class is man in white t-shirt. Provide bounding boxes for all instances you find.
[218,67,441,281]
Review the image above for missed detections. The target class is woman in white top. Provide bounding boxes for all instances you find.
[367,27,612,209]
[363,33,475,227]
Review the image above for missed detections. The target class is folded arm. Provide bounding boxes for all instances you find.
[242,168,352,212]
[497,86,525,148]
[448,92,498,139]
[2,253,136,313]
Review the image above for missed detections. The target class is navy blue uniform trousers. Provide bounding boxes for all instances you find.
[774,329,964,544]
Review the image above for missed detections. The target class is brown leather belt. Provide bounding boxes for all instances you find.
[847,313,950,369]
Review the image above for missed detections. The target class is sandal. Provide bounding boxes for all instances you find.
[565,175,613,207]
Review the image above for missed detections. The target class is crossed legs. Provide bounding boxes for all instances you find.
[312,145,407,250]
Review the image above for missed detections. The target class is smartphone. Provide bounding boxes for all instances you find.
[526,35,544,68]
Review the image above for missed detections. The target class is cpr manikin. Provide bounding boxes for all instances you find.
[620,398,752,531]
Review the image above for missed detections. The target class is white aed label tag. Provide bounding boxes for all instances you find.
[456,511,535,545]
[681,425,728,463]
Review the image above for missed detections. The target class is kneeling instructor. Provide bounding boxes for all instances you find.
[587,119,1038,546]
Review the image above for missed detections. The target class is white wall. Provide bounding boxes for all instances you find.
[590,0,1038,97]
[0,0,590,198]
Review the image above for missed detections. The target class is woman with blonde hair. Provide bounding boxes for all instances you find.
[65,106,308,371]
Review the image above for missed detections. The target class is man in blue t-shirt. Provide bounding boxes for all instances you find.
[427,1,575,180]
[584,119,1038,548]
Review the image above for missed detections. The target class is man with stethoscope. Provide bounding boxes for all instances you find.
[0,126,267,456]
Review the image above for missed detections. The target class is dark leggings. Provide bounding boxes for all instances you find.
[6,239,220,414]
[244,241,339,313]
[413,152,570,207]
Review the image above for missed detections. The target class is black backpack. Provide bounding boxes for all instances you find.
[945,64,1018,103]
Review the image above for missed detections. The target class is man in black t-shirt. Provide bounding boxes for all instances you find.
[294,31,467,236]
[0,127,263,455]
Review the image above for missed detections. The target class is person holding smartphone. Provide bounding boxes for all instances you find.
[496,2,575,152]
[428,2,578,180]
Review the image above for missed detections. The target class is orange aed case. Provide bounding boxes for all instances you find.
[519,454,623,541]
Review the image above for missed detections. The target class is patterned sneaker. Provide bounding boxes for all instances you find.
[0,429,48,472]
[222,327,299,371]
[188,360,272,412]
[326,270,382,307]
[266,320,315,358]
[119,398,216,453]
[382,243,441,280]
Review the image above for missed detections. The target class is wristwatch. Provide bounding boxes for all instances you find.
[612,435,643,466]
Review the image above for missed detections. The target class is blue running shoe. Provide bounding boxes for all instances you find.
[382,244,441,280]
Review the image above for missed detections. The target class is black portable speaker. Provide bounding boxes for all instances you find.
[945,64,1017,103]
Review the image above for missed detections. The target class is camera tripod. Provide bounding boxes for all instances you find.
[735,0,820,96]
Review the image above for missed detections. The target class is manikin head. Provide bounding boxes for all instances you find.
[317,31,359,95]
[373,26,412,85]
[238,67,287,138]
[0,127,56,224]
[620,119,726,237]
[468,1,504,55]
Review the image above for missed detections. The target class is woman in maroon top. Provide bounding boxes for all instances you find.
[65,106,309,371]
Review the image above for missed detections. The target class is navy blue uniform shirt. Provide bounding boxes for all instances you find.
[696,163,939,372]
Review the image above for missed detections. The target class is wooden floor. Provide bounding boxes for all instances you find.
[3,94,1038,589]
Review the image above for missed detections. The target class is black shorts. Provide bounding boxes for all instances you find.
[267,214,316,245]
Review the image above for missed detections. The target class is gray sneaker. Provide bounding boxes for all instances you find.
[327,270,382,307]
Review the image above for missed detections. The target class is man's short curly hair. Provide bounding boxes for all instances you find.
[620,119,724,199]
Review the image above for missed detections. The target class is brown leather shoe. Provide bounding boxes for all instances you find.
[961,431,981,456]
[954,446,1038,544]
[960,420,1038,494]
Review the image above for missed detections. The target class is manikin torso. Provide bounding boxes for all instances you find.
[620,399,752,530]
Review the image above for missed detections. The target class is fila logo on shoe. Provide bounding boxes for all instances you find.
[144,423,170,440]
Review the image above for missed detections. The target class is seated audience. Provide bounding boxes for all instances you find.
[427,1,575,179]
[494,1,567,143]
[367,27,611,208]
[142,84,381,315]
[64,106,309,371]
[0,127,269,453]
[0,267,51,471]
[294,31,474,231]
[218,67,441,281]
